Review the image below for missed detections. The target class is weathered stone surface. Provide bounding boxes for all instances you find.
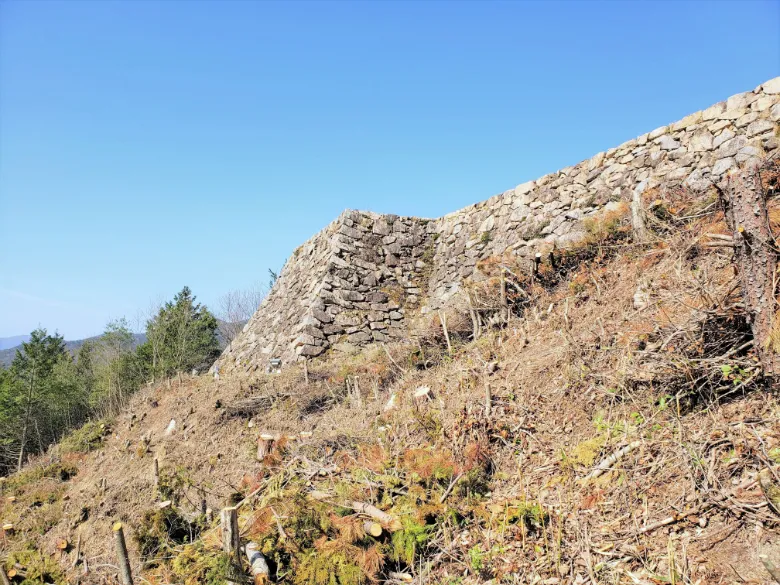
[717,136,749,158]
[712,157,736,175]
[713,128,735,149]
[689,129,714,152]
[747,119,775,137]
[763,77,780,94]
[212,77,780,375]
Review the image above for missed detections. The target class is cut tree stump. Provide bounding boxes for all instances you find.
[257,434,276,461]
[719,161,780,378]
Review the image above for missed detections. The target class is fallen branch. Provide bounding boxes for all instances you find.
[626,476,759,537]
[759,467,780,516]
[440,473,464,504]
[309,491,402,531]
[582,441,642,481]
[382,344,407,375]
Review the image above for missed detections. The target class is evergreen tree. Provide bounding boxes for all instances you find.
[90,319,143,414]
[140,287,219,380]
[9,329,68,470]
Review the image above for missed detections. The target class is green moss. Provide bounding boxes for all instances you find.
[480,231,492,244]
[4,462,77,493]
[170,542,232,585]
[294,549,366,585]
[6,548,67,585]
[390,515,433,566]
[564,435,606,468]
[60,419,111,454]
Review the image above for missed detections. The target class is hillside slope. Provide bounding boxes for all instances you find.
[2,166,780,584]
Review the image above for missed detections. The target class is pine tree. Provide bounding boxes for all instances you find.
[10,329,67,470]
[139,287,219,381]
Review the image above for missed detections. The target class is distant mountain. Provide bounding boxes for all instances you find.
[0,335,31,351]
[0,333,146,368]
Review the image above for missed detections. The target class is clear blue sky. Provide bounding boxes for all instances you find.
[1,1,778,339]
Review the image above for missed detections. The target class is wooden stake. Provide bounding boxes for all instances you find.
[153,458,159,491]
[303,360,309,385]
[221,507,240,559]
[438,310,452,356]
[485,382,492,418]
[199,487,207,516]
[113,522,133,585]
[500,270,508,323]
[72,532,82,568]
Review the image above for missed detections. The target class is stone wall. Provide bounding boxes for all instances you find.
[216,210,437,371]
[215,76,780,373]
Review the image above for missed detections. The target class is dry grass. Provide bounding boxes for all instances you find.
[2,166,780,584]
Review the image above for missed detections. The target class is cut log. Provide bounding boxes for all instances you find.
[113,522,134,585]
[221,507,240,558]
[719,161,780,377]
[363,521,382,537]
[308,491,402,531]
[245,542,269,584]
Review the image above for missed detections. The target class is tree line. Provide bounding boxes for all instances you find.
[0,286,225,475]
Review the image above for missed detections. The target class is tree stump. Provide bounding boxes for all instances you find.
[719,161,780,379]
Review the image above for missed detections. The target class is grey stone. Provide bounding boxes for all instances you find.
[747,119,775,137]
[297,344,324,357]
[332,342,359,355]
[683,168,712,191]
[689,129,714,152]
[717,135,748,158]
[763,77,780,94]
[713,128,735,149]
[658,135,681,150]
[711,157,736,175]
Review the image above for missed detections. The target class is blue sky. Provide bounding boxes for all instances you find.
[1,0,778,339]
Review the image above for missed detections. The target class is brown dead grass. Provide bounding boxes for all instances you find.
[2,170,780,584]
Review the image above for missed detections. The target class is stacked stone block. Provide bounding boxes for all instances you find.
[215,77,780,373]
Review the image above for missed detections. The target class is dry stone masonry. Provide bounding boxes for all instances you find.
[215,77,780,373]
